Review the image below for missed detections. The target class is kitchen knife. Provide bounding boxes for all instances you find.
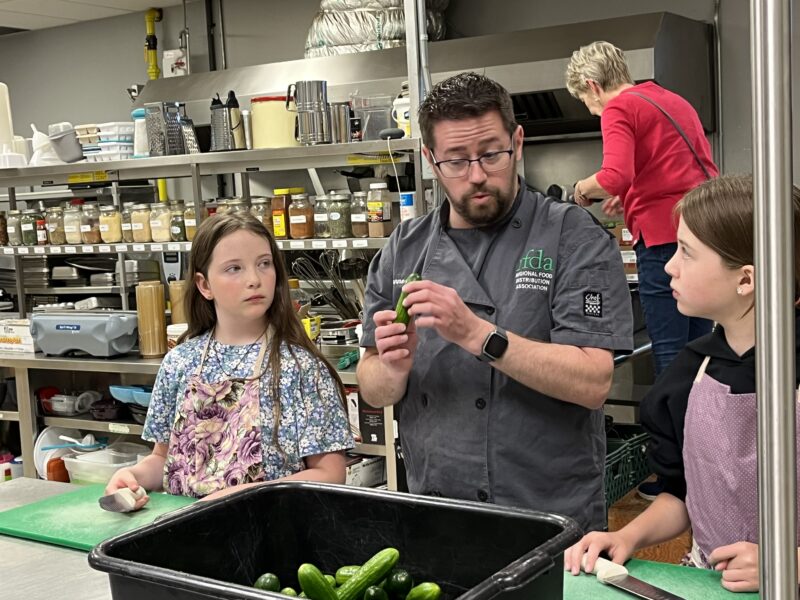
[98,487,147,513]
[581,555,686,600]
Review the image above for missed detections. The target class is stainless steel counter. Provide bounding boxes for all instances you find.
[0,479,111,600]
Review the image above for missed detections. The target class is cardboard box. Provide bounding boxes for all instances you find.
[345,455,386,488]
[0,319,35,353]
[620,250,638,281]
[604,221,633,248]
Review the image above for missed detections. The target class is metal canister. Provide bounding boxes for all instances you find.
[330,102,351,144]
[242,109,253,150]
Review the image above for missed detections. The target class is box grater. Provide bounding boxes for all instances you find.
[144,102,187,156]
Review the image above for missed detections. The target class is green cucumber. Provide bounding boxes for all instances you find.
[325,575,337,588]
[335,566,361,585]
[254,573,281,592]
[393,273,421,325]
[363,586,389,600]
[298,564,338,600]
[282,588,299,597]
[383,569,414,599]
[336,548,400,600]
[405,583,441,600]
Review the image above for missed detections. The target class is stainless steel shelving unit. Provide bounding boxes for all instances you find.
[0,140,414,490]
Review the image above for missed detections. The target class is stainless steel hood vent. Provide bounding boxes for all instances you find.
[135,12,715,138]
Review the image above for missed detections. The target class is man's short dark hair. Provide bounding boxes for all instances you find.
[418,72,518,149]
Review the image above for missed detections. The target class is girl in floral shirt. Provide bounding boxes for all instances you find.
[105,213,353,507]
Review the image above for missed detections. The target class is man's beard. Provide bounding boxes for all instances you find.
[446,172,516,227]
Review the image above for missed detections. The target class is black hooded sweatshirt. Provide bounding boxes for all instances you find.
[640,310,800,501]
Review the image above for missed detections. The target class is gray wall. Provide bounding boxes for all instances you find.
[0,0,787,190]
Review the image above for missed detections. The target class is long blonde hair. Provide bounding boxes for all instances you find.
[180,213,348,458]
[566,41,634,98]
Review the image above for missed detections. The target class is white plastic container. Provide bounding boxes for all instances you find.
[97,122,135,142]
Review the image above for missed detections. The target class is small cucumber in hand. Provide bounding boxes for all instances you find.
[394,273,421,325]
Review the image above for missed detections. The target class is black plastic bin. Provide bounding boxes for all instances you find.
[89,482,581,600]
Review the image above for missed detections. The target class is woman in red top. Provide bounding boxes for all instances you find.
[566,41,719,377]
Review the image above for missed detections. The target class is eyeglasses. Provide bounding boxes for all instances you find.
[431,138,515,178]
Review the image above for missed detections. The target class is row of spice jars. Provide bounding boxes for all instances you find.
[267,188,377,240]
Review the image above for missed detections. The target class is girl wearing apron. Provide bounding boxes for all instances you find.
[104,213,353,506]
[565,175,800,593]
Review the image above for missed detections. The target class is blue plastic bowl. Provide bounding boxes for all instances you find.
[132,390,152,407]
[108,385,138,403]
[109,385,153,404]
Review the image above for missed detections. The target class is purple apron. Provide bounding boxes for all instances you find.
[163,331,268,498]
[683,355,800,567]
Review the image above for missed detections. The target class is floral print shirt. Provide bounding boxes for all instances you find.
[143,331,354,481]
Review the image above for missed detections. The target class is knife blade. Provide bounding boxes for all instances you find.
[581,555,686,600]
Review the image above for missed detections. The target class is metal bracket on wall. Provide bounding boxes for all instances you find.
[307,168,325,196]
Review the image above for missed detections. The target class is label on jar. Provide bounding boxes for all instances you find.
[314,214,329,222]
[122,223,132,231]
[351,214,367,223]
[64,225,78,233]
[289,215,307,224]
[5,227,12,234]
[37,230,47,242]
[367,201,388,222]
[80,224,91,232]
[47,224,56,232]
[273,215,286,238]
[185,219,197,226]
[329,212,341,221]
[132,222,144,230]
[21,223,34,231]
[170,226,182,235]
[99,224,110,232]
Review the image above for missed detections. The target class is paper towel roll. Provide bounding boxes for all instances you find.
[0,83,15,149]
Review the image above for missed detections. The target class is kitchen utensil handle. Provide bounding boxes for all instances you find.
[286,84,296,111]
[581,555,628,583]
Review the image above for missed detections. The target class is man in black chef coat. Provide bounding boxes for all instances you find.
[357,72,633,530]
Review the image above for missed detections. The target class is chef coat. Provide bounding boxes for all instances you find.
[361,179,634,530]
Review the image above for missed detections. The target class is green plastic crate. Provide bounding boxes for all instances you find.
[604,440,633,508]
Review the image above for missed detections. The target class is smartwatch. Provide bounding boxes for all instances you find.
[478,326,509,362]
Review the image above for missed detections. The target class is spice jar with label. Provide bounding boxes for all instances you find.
[250,197,272,232]
[99,205,123,243]
[183,203,208,241]
[150,204,171,243]
[131,204,152,243]
[170,205,187,242]
[0,212,7,246]
[367,182,393,238]
[288,193,314,239]
[350,191,369,238]
[45,207,66,245]
[63,207,82,244]
[21,209,43,246]
[121,202,135,243]
[36,219,48,245]
[271,187,304,240]
[314,195,330,239]
[80,203,102,244]
[7,210,22,246]
[328,193,353,239]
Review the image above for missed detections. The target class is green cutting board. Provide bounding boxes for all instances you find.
[564,558,761,599]
[0,483,196,551]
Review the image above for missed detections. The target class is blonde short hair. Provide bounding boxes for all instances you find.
[565,41,634,98]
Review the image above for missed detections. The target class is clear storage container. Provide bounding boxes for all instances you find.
[250,197,271,234]
[288,193,314,239]
[63,207,82,244]
[46,207,66,245]
[21,209,43,246]
[121,202,135,243]
[149,204,171,243]
[131,204,152,243]
[80,203,102,244]
[6,210,21,246]
[99,205,123,243]
[328,193,353,239]
[313,194,330,239]
[169,204,187,242]
[350,191,369,238]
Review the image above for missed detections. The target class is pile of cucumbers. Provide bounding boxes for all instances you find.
[253,547,442,600]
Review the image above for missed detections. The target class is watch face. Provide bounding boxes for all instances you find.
[485,331,509,358]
